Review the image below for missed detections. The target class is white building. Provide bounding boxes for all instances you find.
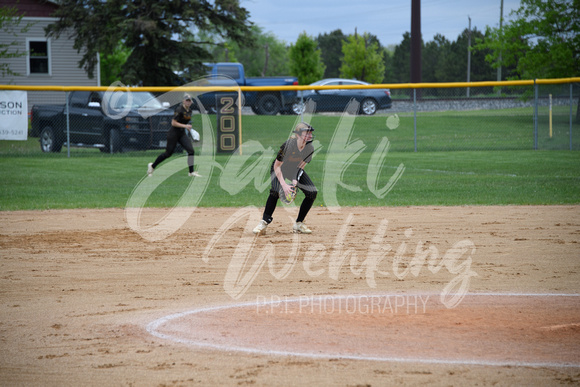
[0,0,100,106]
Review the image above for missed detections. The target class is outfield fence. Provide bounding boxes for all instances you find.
[0,78,578,156]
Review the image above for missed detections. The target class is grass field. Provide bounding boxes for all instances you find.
[1,110,578,210]
[1,146,578,210]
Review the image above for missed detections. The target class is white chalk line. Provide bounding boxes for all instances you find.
[146,292,580,369]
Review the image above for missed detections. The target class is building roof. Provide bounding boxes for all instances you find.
[1,0,59,18]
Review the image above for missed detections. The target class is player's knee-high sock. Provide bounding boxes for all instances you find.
[262,191,278,223]
[296,190,317,222]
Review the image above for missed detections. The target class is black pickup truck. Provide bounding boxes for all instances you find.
[30,90,173,153]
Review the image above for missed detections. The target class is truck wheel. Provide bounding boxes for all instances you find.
[360,98,378,115]
[108,129,123,153]
[256,94,281,115]
[40,126,62,153]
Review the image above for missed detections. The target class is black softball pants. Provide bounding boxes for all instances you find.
[152,127,195,173]
[262,170,317,224]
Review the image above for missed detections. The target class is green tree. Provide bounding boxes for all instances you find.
[438,27,496,84]
[475,0,579,119]
[288,32,325,85]
[100,43,131,86]
[340,32,385,83]
[422,34,450,83]
[317,29,347,78]
[213,25,290,77]
[382,45,396,83]
[475,0,579,80]
[438,31,468,83]
[0,5,33,78]
[46,0,254,86]
[239,33,290,77]
[212,40,240,64]
[466,28,496,82]
[391,32,412,84]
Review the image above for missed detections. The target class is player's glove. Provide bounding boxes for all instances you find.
[188,128,200,142]
[279,184,297,205]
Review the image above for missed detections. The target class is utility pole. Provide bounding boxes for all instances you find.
[467,15,471,97]
[411,0,421,97]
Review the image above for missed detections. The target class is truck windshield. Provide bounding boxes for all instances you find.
[214,66,240,79]
[111,92,163,110]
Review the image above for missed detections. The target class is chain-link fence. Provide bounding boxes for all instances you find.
[386,82,579,151]
[1,80,578,156]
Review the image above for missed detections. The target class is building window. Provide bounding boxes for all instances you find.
[27,39,50,75]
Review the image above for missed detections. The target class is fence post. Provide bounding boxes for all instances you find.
[533,80,538,150]
[570,83,573,151]
[413,88,417,152]
[549,94,552,138]
[65,91,70,158]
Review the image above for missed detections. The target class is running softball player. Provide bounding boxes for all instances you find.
[147,93,201,177]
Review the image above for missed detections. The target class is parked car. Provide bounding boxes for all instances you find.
[31,90,173,153]
[293,78,392,115]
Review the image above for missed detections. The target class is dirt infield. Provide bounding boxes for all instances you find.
[1,205,579,386]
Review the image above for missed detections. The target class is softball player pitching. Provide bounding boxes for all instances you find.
[253,122,317,235]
